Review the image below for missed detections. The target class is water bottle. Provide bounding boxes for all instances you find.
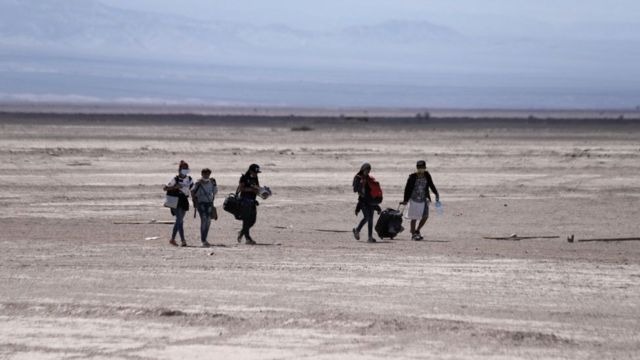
[435,200,444,216]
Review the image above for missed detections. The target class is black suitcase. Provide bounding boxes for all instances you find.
[375,207,404,239]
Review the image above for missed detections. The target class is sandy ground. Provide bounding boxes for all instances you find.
[1,113,639,359]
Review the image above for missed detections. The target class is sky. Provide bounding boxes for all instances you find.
[100,0,640,29]
[1,0,639,108]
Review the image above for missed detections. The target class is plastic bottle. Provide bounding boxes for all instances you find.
[435,200,444,216]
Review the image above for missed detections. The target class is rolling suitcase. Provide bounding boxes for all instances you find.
[375,205,405,239]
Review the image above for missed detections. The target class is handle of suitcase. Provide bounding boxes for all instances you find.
[397,203,406,213]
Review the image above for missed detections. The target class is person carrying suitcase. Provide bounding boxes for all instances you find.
[352,163,382,243]
[400,160,439,241]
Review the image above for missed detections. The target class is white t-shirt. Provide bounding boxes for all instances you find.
[167,175,193,196]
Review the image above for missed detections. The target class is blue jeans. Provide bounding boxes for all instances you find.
[197,203,213,243]
[171,207,186,242]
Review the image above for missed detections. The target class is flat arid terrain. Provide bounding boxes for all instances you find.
[1,111,639,359]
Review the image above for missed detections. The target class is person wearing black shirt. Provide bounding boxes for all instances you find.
[400,160,439,241]
[352,162,380,243]
[237,163,262,245]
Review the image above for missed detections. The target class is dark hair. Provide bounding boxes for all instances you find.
[178,160,189,170]
[357,162,371,176]
[201,168,211,174]
[246,164,261,176]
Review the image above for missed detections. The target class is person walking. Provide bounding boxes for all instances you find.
[352,163,382,243]
[237,164,262,245]
[164,160,194,247]
[400,160,439,241]
[191,168,218,248]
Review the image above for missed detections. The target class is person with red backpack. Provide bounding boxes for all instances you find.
[352,162,383,243]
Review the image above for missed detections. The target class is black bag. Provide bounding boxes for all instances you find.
[375,207,404,239]
[223,193,243,220]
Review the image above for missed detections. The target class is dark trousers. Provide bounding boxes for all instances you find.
[356,203,374,238]
[241,201,257,238]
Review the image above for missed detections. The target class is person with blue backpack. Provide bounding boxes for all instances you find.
[352,162,383,243]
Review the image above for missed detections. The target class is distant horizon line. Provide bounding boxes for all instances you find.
[1,101,639,119]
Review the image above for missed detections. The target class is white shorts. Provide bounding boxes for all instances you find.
[405,200,429,220]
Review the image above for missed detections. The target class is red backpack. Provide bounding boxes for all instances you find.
[367,176,383,204]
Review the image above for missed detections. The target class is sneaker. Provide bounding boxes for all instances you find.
[169,239,178,246]
[417,232,424,241]
[411,233,422,241]
[352,228,360,241]
[180,241,187,247]
[201,241,211,248]
[245,238,256,245]
[237,231,244,243]
[367,237,377,243]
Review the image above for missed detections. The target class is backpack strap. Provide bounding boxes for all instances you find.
[236,173,244,195]
[192,180,201,199]
[175,175,191,198]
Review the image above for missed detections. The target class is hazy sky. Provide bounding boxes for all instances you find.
[2,0,639,108]
[100,0,640,29]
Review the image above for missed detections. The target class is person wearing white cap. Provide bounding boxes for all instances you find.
[400,160,439,241]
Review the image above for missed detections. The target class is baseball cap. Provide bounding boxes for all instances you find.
[416,160,426,168]
[249,164,262,173]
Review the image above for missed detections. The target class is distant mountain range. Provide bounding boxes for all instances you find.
[0,0,638,108]
[0,0,464,64]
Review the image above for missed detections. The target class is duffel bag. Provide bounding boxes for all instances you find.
[223,193,243,220]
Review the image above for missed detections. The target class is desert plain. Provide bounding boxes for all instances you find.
[0,110,639,359]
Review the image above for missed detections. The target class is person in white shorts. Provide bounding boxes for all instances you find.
[400,160,439,241]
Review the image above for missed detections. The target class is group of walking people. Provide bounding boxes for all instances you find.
[163,159,439,247]
[352,160,439,243]
[163,161,263,247]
